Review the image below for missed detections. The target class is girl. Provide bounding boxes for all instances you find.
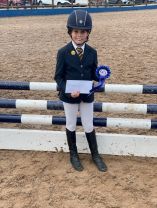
[54,10,107,172]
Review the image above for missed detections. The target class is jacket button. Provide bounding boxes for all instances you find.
[81,73,84,77]
[80,65,83,68]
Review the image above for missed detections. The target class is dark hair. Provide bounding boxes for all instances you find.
[67,28,91,35]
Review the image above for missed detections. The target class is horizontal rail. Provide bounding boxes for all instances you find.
[0,113,157,129]
[0,81,58,91]
[1,99,157,114]
[1,81,157,94]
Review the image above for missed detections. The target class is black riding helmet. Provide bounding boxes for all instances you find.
[67,10,92,33]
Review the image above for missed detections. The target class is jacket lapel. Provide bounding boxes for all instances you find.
[67,42,80,63]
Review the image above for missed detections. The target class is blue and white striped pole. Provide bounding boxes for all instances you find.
[0,99,63,111]
[0,81,58,91]
[1,81,157,94]
[0,113,157,129]
[104,84,157,94]
[1,99,157,114]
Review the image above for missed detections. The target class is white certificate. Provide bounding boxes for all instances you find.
[65,80,93,94]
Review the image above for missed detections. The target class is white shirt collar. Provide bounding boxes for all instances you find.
[72,41,85,52]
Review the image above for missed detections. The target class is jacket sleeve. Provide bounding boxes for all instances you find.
[92,50,99,82]
[54,49,66,92]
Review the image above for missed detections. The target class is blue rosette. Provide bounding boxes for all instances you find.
[88,65,111,96]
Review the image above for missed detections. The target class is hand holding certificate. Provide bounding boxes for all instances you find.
[65,80,93,94]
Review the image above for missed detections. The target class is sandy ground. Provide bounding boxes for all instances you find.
[0,9,157,207]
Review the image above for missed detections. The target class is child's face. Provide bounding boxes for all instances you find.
[71,29,89,46]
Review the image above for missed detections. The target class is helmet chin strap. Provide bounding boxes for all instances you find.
[71,39,87,46]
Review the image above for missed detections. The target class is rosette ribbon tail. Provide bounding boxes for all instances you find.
[88,79,105,96]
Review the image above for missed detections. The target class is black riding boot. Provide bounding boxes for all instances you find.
[86,130,107,172]
[66,128,84,171]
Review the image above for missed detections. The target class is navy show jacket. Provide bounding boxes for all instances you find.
[54,42,98,103]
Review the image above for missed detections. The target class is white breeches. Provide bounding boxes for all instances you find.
[63,102,94,133]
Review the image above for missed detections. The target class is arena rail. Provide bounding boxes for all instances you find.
[1,113,157,129]
[0,81,157,157]
[1,99,157,114]
[1,80,157,94]
[0,5,157,18]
